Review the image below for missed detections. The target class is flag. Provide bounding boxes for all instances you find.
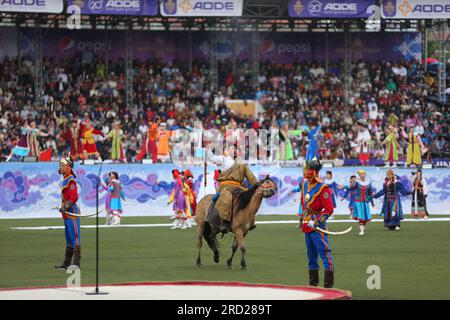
[39,148,52,162]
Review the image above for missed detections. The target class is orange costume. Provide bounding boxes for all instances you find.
[81,121,104,157]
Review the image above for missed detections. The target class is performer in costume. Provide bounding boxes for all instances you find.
[136,118,160,163]
[101,175,113,225]
[168,169,187,229]
[341,175,357,219]
[180,170,197,229]
[81,120,104,161]
[382,125,399,168]
[323,170,344,210]
[401,124,424,167]
[28,121,50,158]
[106,121,126,163]
[351,169,375,236]
[289,175,304,229]
[61,119,85,161]
[408,168,429,219]
[206,144,258,233]
[356,119,371,166]
[108,172,125,225]
[373,169,411,231]
[299,158,335,288]
[54,156,81,269]
[6,121,32,161]
[305,122,322,161]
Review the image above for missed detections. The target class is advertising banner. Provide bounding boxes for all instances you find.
[288,0,376,18]
[0,0,63,13]
[381,0,450,19]
[18,29,422,64]
[160,0,243,17]
[0,163,449,218]
[67,0,158,16]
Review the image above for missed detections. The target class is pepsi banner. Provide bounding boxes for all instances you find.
[288,0,375,18]
[381,0,450,19]
[160,0,243,17]
[0,0,63,13]
[67,0,158,16]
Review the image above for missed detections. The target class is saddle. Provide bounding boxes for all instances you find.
[206,189,242,230]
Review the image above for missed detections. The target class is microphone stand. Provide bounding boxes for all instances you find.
[86,160,108,296]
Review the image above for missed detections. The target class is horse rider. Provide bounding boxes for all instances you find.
[205,143,258,233]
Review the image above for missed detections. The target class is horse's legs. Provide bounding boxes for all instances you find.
[234,229,248,271]
[226,236,239,270]
[211,227,220,263]
[196,230,203,267]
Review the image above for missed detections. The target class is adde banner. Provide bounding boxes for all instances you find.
[160,0,243,17]
[381,0,450,19]
[67,0,158,16]
[288,0,375,18]
[0,0,63,13]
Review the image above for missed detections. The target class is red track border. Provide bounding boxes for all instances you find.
[0,281,351,300]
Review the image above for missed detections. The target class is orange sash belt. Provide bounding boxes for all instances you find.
[219,180,242,187]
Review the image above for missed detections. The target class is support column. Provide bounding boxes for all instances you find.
[104,27,109,77]
[344,24,352,106]
[34,26,43,104]
[125,24,133,108]
[188,28,193,74]
[251,24,260,89]
[437,20,448,104]
[325,26,329,73]
[209,24,218,92]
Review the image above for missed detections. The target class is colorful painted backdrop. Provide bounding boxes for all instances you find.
[0,163,448,219]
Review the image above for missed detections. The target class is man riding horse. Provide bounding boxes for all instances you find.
[205,143,258,233]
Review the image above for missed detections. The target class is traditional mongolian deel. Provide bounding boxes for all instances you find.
[299,158,335,288]
[54,157,81,269]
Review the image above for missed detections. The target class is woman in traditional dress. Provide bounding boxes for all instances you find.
[305,121,322,161]
[6,121,32,161]
[279,123,294,162]
[382,125,399,168]
[351,169,375,236]
[373,169,411,231]
[341,175,357,219]
[101,175,113,225]
[108,171,125,225]
[401,124,425,167]
[28,121,50,158]
[81,120,104,161]
[167,169,186,229]
[106,121,126,163]
[408,168,429,219]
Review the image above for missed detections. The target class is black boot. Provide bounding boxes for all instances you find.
[309,269,319,286]
[72,245,81,268]
[54,246,74,269]
[324,270,334,288]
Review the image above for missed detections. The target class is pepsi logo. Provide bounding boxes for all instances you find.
[58,36,75,53]
[261,39,275,55]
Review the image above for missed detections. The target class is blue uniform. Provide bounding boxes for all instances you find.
[300,180,335,271]
[61,175,81,247]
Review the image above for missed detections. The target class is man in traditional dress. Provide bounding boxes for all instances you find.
[181,169,197,229]
[356,119,371,166]
[81,120,104,161]
[54,156,81,269]
[373,169,411,230]
[299,158,335,288]
[206,144,258,233]
[305,121,322,161]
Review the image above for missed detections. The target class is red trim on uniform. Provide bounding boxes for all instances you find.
[73,219,79,246]
[320,232,333,271]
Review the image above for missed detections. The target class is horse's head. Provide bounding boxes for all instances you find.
[256,175,278,198]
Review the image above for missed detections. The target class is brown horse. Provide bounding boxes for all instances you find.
[195,176,278,270]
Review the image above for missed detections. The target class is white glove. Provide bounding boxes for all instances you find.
[307,220,316,229]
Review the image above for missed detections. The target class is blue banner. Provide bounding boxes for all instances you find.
[288,0,376,18]
[67,0,158,16]
[0,163,449,218]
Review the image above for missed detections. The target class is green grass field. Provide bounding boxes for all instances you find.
[1,215,450,299]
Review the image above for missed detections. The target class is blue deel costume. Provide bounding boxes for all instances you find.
[373,177,411,229]
[351,181,374,224]
[305,125,321,161]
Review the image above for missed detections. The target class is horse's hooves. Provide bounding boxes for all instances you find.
[214,256,220,264]
[241,266,248,271]
[227,264,232,270]
[196,262,201,268]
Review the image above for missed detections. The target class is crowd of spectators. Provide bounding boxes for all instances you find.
[0,52,448,163]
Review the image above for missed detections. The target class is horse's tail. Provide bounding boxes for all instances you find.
[203,221,220,253]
